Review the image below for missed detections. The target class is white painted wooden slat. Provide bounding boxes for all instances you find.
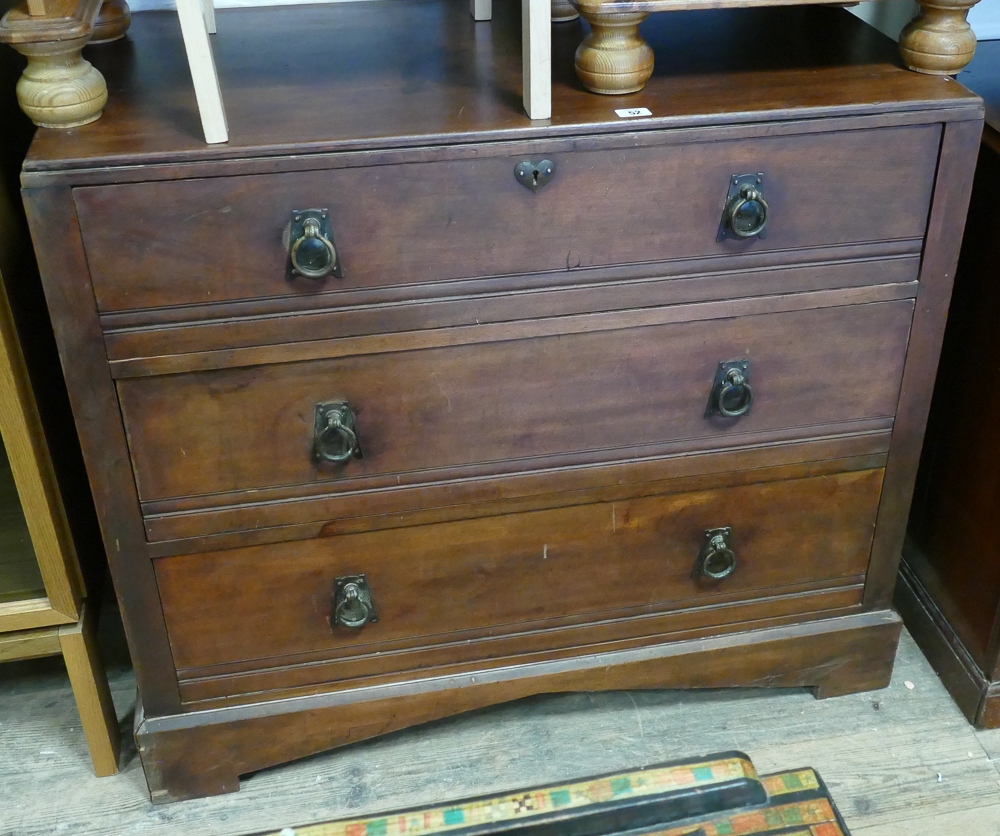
[175,0,229,143]
[200,0,218,35]
[522,0,551,120]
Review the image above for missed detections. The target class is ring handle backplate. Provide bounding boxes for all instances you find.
[693,527,737,581]
[332,575,378,628]
[705,360,754,419]
[288,208,342,280]
[718,173,769,241]
[313,401,363,464]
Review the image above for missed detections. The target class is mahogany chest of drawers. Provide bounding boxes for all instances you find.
[17,0,982,802]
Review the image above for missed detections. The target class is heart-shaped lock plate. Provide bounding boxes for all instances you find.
[515,160,555,193]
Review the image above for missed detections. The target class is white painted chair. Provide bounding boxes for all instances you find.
[176,0,551,145]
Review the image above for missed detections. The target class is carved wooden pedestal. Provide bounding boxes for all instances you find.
[899,0,979,75]
[92,0,131,44]
[552,0,579,23]
[0,0,109,128]
[572,0,984,95]
[574,10,652,94]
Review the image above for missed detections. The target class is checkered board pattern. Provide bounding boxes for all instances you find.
[654,797,843,836]
[262,756,759,836]
[644,770,844,836]
[761,769,822,798]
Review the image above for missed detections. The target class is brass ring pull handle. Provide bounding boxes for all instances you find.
[290,217,338,278]
[313,402,363,464]
[332,575,378,628]
[695,527,737,581]
[717,367,754,417]
[717,174,769,242]
[317,412,357,462]
[725,184,769,239]
[705,360,754,419]
[335,583,373,627]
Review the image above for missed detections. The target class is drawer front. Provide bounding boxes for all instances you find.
[155,469,883,672]
[118,300,913,504]
[75,125,939,313]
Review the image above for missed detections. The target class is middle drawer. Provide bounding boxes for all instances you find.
[118,299,913,506]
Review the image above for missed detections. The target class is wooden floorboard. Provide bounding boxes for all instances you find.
[974,725,1000,777]
[2,611,1000,836]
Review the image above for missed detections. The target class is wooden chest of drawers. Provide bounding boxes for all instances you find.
[16,0,982,802]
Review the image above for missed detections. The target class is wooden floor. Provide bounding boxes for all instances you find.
[3,608,1000,836]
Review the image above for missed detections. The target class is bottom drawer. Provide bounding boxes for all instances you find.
[157,468,883,687]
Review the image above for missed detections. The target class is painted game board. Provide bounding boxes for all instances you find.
[256,753,850,836]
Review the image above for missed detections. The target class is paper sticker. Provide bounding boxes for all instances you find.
[615,107,652,118]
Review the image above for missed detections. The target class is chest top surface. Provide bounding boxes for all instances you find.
[15,0,982,183]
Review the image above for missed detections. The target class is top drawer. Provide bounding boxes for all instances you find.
[73,125,940,313]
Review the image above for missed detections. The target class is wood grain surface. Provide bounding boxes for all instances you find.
[896,42,1000,729]
[141,438,890,547]
[6,626,1000,834]
[9,0,983,801]
[16,2,979,177]
[72,125,938,313]
[117,300,913,505]
[861,116,983,611]
[176,585,867,707]
[22,187,183,715]
[99,251,922,361]
[155,469,882,673]
[57,601,121,776]
[135,612,903,801]
[906,140,1000,673]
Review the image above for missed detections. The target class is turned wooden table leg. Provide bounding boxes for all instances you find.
[9,35,107,128]
[574,9,653,95]
[91,0,130,44]
[899,0,982,75]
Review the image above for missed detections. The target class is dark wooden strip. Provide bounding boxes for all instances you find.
[138,417,895,542]
[101,255,921,360]
[894,557,986,726]
[143,424,893,516]
[180,576,862,682]
[143,444,890,554]
[863,117,984,609]
[134,609,903,801]
[20,188,181,715]
[97,242,922,331]
[26,109,978,189]
[109,284,917,377]
[897,132,1000,677]
[177,586,865,707]
[143,609,902,733]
